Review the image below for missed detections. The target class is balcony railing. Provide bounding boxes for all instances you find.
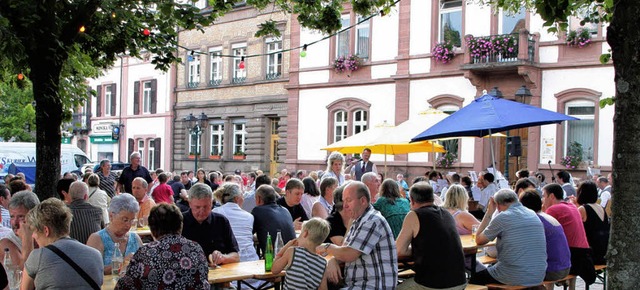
[187,82,200,88]
[232,77,246,84]
[464,30,536,66]
[208,79,222,87]
[265,72,281,80]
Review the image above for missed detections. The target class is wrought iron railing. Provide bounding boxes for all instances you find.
[187,82,200,88]
[465,32,535,64]
[265,72,281,80]
[232,77,246,84]
[208,79,222,87]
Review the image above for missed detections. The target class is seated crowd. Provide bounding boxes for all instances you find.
[0,151,612,289]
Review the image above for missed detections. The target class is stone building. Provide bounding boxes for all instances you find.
[174,3,290,175]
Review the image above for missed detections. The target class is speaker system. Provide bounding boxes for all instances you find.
[507,136,522,157]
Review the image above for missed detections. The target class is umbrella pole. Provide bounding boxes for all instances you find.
[489,129,496,170]
[384,147,388,177]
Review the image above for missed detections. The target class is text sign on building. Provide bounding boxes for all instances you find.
[90,136,116,144]
[92,122,115,135]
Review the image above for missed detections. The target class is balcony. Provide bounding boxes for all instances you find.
[232,77,246,84]
[461,29,537,72]
[68,113,90,135]
[208,79,222,87]
[265,72,281,80]
[187,82,200,88]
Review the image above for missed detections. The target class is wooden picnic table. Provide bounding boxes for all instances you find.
[209,259,283,290]
[133,226,152,237]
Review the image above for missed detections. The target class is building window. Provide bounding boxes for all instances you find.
[209,47,223,86]
[355,16,370,59]
[353,110,368,135]
[148,139,155,170]
[210,123,224,156]
[233,122,247,154]
[334,110,348,142]
[187,52,200,88]
[266,38,283,80]
[565,101,595,161]
[142,81,152,114]
[555,88,601,164]
[193,0,207,9]
[327,98,371,144]
[500,7,526,34]
[137,139,144,162]
[189,131,201,155]
[568,4,599,35]
[105,85,113,116]
[232,44,246,83]
[336,15,351,58]
[440,0,463,47]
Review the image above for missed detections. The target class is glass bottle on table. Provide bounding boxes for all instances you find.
[274,231,284,256]
[4,248,17,290]
[264,233,273,272]
[112,242,123,281]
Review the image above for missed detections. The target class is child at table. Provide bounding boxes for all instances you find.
[272,218,330,290]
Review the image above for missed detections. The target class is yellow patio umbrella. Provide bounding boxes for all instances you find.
[322,121,445,174]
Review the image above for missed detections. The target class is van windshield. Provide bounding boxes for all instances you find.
[75,155,91,168]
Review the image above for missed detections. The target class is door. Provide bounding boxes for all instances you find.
[269,118,280,177]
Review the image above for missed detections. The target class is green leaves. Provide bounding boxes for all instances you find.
[600,96,615,108]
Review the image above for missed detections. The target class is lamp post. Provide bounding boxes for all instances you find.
[512,85,532,177]
[184,112,208,173]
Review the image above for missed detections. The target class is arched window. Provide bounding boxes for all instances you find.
[429,95,464,158]
[327,98,371,144]
[555,88,601,164]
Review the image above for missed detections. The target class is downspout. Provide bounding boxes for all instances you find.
[171,31,180,172]
[118,55,124,163]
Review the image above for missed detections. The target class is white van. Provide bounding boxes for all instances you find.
[0,142,91,179]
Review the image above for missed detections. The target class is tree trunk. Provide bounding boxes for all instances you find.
[30,58,64,201]
[607,1,640,288]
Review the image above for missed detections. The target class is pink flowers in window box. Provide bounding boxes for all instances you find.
[333,55,362,74]
[566,28,592,48]
[432,42,455,64]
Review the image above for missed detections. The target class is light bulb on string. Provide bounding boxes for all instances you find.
[143,28,150,36]
[111,12,117,18]
[238,56,245,70]
[300,44,308,58]
[17,73,24,80]
[79,25,86,33]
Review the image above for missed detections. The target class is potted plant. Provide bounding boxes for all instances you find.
[436,152,457,168]
[209,153,221,160]
[188,152,196,159]
[466,34,518,63]
[333,55,362,74]
[560,141,584,169]
[566,28,592,48]
[432,42,455,64]
[233,151,246,160]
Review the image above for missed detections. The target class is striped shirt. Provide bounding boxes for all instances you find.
[342,205,398,290]
[69,200,103,244]
[283,247,326,290]
[484,202,547,286]
[97,171,118,198]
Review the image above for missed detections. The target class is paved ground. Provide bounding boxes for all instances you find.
[550,276,604,289]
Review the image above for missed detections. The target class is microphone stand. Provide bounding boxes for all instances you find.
[548,160,556,182]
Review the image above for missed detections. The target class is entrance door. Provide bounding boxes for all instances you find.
[269,118,280,177]
[498,127,529,184]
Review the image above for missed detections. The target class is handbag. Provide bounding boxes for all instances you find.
[45,244,101,290]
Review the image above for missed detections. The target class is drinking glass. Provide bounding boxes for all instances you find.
[471,224,479,243]
[138,217,147,228]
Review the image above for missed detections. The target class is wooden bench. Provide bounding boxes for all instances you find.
[398,269,415,278]
[486,284,543,289]
[594,264,607,289]
[466,284,489,290]
[477,255,497,265]
[543,274,576,290]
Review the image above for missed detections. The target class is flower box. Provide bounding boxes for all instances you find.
[209,155,221,160]
[233,155,245,160]
[188,155,195,160]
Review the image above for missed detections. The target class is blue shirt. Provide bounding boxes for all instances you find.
[484,202,547,286]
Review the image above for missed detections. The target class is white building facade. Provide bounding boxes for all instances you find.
[286,0,614,181]
[85,55,174,170]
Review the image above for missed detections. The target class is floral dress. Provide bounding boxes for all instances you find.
[115,234,210,290]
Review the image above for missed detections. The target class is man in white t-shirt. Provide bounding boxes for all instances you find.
[597,176,612,208]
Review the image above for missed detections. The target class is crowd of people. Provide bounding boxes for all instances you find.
[0,148,613,289]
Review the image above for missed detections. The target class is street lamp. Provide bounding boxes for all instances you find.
[506,85,533,181]
[184,112,208,173]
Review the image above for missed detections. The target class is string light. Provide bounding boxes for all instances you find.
[238,56,245,69]
[112,12,117,18]
[175,0,400,62]
[17,73,24,80]
[300,44,308,58]
[143,28,150,36]
[79,25,86,33]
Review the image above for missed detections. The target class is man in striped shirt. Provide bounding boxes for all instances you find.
[68,181,103,244]
[319,181,398,289]
[471,189,547,287]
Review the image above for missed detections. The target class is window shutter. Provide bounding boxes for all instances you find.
[96,85,102,117]
[133,81,140,115]
[150,79,157,114]
[154,137,161,169]
[128,138,134,158]
[86,88,92,128]
[110,84,117,116]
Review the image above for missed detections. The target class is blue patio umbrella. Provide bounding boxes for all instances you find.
[411,93,579,168]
